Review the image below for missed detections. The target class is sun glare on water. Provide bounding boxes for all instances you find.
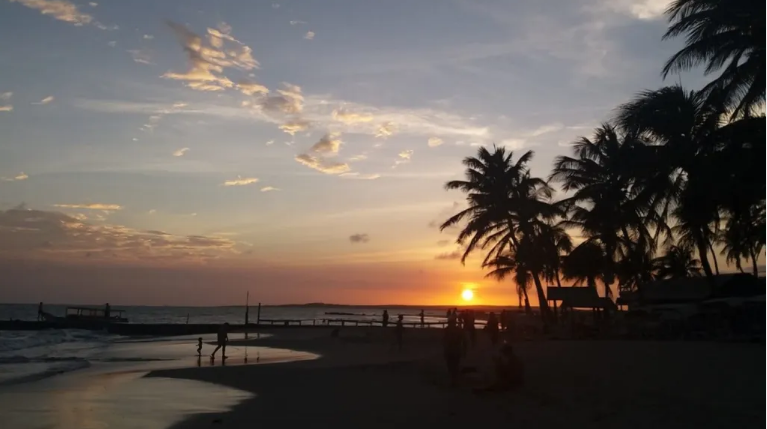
[461,289,474,302]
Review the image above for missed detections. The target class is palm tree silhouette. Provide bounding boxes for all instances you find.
[662,0,765,118]
[652,245,702,279]
[441,146,561,320]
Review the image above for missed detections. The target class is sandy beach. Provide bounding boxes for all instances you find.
[149,328,765,429]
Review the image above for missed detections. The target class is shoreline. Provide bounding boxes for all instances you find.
[148,327,765,429]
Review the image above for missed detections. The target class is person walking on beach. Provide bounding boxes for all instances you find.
[443,318,465,386]
[104,303,111,320]
[211,323,229,359]
[37,302,44,321]
[419,309,425,328]
[394,314,404,350]
[382,310,390,328]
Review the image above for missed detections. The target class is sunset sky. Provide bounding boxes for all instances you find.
[0,0,751,306]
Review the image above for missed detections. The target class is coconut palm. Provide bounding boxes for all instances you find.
[662,0,766,118]
[441,146,561,319]
[551,125,659,293]
[719,202,766,276]
[616,86,726,281]
[652,245,702,279]
[560,241,607,293]
[484,251,532,313]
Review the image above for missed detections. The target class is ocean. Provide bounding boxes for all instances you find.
[0,303,462,386]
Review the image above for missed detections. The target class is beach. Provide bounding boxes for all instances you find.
[149,328,764,429]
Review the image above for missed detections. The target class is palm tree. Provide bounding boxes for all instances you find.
[484,251,532,313]
[616,86,726,281]
[551,125,658,294]
[662,0,765,118]
[441,146,561,319]
[719,202,766,276]
[561,241,607,293]
[653,245,702,279]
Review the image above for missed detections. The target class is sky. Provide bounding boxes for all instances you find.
[0,0,752,306]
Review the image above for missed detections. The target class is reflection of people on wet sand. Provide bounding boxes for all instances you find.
[443,318,465,386]
[210,323,229,359]
[197,337,203,357]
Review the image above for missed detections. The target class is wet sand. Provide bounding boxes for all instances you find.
[150,328,765,429]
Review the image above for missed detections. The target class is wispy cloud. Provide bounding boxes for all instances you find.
[53,203,122,211]
[1,172,28,182]
[173,147,190,157]
[290,20,306,25]
[261,83,303,114]
[427,137,443,147]
[32,95,55,105]
[435,250,461,260]
[332,108,373,124]
[88,1,97,6]
[340,172,380,180]
[143,34,154,40]
[163,21,259,92]
[10,0,93,26]
[349,233,370,244]
[265,140,275,146]
[107,40,116,47]
[304,31,315,40]
[0,92,13,112]
[0,207,242,262]
[393,150,413,168]
[375,122,396,138]
[294,154,350,175]
[223,177,259,186]
[238,80,269,96]
[260,186,279,192]
[279,118,310,135]
[128,49,151,65]
[309,133,342,154]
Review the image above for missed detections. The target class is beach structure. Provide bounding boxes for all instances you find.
[546,286,616,312]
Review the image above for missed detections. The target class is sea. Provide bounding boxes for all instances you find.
[0,303,459,386]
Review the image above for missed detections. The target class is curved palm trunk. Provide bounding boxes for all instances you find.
[522,286,531,313]
[531,273,549,318]
[695,232,715,282]
[749,249,759,276]
[707,241,720,275]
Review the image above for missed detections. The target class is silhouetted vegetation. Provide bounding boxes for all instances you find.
[442,1,764,315]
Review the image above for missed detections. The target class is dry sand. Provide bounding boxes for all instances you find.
[148,327,765,429]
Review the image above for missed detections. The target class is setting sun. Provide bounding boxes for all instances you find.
[461,289,474,302]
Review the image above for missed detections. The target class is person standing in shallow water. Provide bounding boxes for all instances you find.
[382,310,389,328]
[211,323,229,359]
[419,309,425,328]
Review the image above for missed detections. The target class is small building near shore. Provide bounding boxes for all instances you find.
[617,274,765,310]
[547,286,616,312]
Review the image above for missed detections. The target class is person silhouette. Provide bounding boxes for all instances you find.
[419,309,425,328]
[196,337,203,357]
[443,318,465,386]
[485,312,500,345]
[382,310,390,328]
[38,302,44,321]
[104,303,111,320]
[394,314,404,350]
[210,323,229,359]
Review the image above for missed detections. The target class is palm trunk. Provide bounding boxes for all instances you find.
[707,241,720,275]
[695,233,715,282]
[522,286,531,313]
[749,249,759,277]
[555,273,562,288]
[531,272,550,322]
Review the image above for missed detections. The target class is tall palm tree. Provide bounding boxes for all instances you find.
[719,202,766,276]
[551,125,657,294]
[653,245,702,279]
[616,86,726,281]
[662,0,765,118]
[441,146,561,319]
[484,251,532,313]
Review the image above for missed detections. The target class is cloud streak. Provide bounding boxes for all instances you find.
[173,147,190,157]
[53,203,122,211]
[1,172,28,182]
[222,177,259,186]
[349,233,370,243]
